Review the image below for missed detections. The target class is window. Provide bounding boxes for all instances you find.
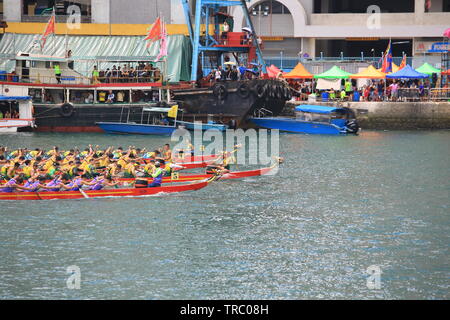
[0,1,4,15]
[23,1,91,17]
[252,1,291,15]
[314,0,414,13]
[444,0,450,12]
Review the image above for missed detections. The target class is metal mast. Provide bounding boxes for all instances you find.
[180,0,267,82]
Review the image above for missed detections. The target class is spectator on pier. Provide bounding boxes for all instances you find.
[54,63,62,84]
[214,68,221,82]
[92,66,100,84]
[106,91,115,104]
[105,68,111,83]
[231,66,239,81]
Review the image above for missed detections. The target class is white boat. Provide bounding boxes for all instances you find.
[0,85,35,133]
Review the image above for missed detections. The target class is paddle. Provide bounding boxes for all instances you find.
[79,188,89,199]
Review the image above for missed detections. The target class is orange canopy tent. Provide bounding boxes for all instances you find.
[350,65,386,79]
[442,69,450,75]
[377,62,400,73]
[284,62,313,79]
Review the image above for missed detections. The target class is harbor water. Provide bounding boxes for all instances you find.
[0,131,449,299]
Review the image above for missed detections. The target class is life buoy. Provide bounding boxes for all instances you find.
[212,83,228,101]
[252,83,266,99]
[237,83,250,99]
[276,85,285,100]
[60,103,75,118]
[269,84,277,99]
[283,86,292,100]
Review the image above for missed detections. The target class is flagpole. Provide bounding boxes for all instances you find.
[164,16,170,104]
[53,8,56,56]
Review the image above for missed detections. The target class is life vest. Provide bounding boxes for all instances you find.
[99,92,106,102]
[0,178,16,193]
[89,178,104,191]
[54,65,61,75]
[67,178,83,191]
[23,180,40,193]
[151,168,163,185]
[45,178,61,192]
[22,166,33,178]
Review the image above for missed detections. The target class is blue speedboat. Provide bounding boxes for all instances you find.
[97,106,179,136]
[249,105,360,135]
[96,122,177,135]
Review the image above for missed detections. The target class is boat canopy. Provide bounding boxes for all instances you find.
[0,95,31,101]
[142,107,171,113]
[0,33,192,82]
[295,105,345,114]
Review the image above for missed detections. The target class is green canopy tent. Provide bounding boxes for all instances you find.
[415,63,441,76]
[314,65,352,79]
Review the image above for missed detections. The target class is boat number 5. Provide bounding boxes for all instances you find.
[171,172,180,181]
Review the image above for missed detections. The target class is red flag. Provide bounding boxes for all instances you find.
[145,17,162,47]
[41,12,55,50]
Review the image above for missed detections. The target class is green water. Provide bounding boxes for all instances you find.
[0,131,449,299]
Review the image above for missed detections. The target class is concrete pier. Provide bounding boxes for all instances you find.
[284,101,450,130]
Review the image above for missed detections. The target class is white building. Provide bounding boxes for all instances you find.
[230,0,450,67]
[1,0,449,67]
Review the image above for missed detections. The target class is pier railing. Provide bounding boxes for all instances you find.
[430,88,450,101]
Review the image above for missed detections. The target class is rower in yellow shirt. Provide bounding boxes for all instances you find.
[143,161,155,177]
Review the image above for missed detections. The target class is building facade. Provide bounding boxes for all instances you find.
[231,0,450,67]
[1,0,449,67]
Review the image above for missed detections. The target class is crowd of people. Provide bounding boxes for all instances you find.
[287,78,443,102]
[91,63,162,84]
[0,144,233,193]
[0,109,20,119]
[203,63,262,85]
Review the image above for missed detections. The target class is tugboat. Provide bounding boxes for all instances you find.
[174,0,291,127]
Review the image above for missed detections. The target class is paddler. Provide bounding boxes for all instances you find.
[162,144,172,161]
[22,160,34,179]
[0,175,23,193]
[84,176,118,191]
[106,162,122,178]
[41,174,64,192]
[2,162,21,180]
[62,174,86,191]
[124,160,139,178]
[147,162,164,188]
[45,161,60,179]
[206,151,231,175]
[19,176,46,193]
[142,160,156,178]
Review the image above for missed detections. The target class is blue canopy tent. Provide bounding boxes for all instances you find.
[385,65,429,79]
[295,105,345,114]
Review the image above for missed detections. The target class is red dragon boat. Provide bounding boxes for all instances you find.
[121,165,278,184]
[0,180,209,201]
